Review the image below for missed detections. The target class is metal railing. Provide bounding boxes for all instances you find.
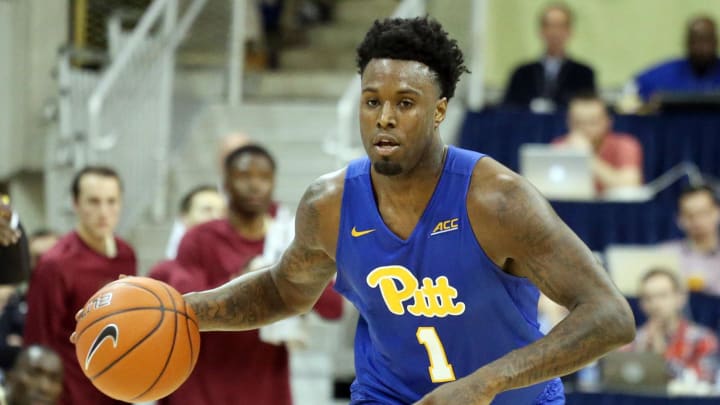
[87,0,206,231]
[467,0,488,110]
[48,49,105,233]
[50,0,208,234]
[602,162,707,202]
[227,0,247,105]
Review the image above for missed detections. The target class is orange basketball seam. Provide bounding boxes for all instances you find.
[89,306,165,380]
[75,307,196,339]
[130,283,180,401]
[76,280,198,338]
[77,281,165,337]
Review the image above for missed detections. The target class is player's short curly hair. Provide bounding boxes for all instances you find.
[356,16,468,100]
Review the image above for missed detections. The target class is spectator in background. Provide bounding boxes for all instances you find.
[625,269,718,383]
[503,3,596,112]
[27,230,58,271]
[0,198,31,376]
[554,94,643,194]
[2,345,63,405]
[0,196,29,285]
[633,16,720,103]
[153,185,225,285]
[164,132,251,259]
[0,283,24,375]
[661,185,720,295]
[160,145,342,405]
[164,185,225,259]
[0,196,20,248]
[217,132,253,175]
[24,167,136,405]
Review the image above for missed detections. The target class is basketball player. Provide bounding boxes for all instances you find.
[182,17,635,404]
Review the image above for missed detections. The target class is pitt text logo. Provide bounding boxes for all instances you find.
[366,265,465,317]
[430,218,459,236]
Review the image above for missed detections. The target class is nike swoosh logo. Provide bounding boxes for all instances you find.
[351,227,376,237]
[85,324,119,370]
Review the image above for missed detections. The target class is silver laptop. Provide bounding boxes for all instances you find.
[602,351,670,395]
[519,144,594,200]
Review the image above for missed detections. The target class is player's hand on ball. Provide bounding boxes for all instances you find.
[412,378,495,405]
[69,309,85,343]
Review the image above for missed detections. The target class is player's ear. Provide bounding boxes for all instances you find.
[434,97,448,129]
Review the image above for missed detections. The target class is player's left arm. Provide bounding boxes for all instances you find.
[420,158,635,404]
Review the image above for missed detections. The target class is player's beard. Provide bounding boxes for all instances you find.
[373,159,402,176]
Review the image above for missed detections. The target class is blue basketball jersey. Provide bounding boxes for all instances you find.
[334,146,563,404]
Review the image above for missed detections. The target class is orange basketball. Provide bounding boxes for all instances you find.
[73,276,201,402]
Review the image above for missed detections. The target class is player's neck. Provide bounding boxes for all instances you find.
[228,210,270,240]
[373,142,447,190]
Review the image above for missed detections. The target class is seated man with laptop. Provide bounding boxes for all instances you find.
[553,94,644,195]
[622,268,718,386]
[520,95,644,200]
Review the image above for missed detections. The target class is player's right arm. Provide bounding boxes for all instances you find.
[184,171,344,332]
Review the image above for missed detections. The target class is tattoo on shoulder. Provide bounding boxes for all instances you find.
[295,172,343,250]
[490,176,582,299]
[493,178,555,248]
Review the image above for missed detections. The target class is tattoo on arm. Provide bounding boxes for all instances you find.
[185,178,338,332]
[185,269,291,331]
[471,171,635,394]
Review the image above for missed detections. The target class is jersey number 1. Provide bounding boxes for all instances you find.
[416,327,456,383]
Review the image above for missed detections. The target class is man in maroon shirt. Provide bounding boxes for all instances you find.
[161,145,342,405]
[24,166,136,405]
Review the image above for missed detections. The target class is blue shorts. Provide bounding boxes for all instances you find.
[534,378,565,405]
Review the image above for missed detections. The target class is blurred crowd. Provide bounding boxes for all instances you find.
[0,133,344,405]
[502,3,720,398]
[500,4,719,196]
[502,4,719,113]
